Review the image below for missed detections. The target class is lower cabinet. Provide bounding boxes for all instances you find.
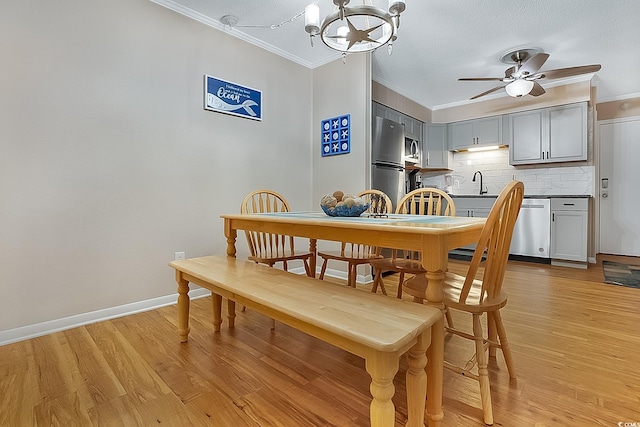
[451,197,495,252]
[550,198,588,263]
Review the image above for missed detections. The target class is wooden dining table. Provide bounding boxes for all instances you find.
[221,211,486,427]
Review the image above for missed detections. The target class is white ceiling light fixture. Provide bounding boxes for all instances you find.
[305,1,406,60]
[505,79,535,97]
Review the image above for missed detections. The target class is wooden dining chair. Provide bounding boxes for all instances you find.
[317,190,393,288]
[441,180,524,425]
[370,188,456,301]
[241,189,313,276]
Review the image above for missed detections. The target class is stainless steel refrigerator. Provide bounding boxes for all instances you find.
[371,116,405,208]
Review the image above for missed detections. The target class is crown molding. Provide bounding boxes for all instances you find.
[150,0,336,69]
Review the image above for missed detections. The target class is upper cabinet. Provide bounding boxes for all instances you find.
[422,124,451,169]
[509,102,587,165]
[373,102,422,140]
[447,116,503,151]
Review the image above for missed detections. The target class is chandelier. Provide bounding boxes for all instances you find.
[304,1,406,56]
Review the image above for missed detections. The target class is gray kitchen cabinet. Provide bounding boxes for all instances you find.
[373,102,423,140]
[447,116,502,151]
[550,198,588,263]
[451,196,495,252]
[509,102,587,165]
[422,124,451,169]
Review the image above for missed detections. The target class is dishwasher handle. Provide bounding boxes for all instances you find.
[521,204,546,209]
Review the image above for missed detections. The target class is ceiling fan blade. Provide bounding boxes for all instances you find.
[470,85,506,100]
[458,77,504,81]
[518,53,550,76]
[529,81,546,97]
[504,66,516,78]
[539,64,602,80]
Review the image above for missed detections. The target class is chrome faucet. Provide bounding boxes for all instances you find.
[473,171,488,195]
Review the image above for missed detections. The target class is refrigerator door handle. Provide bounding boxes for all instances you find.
[373,161,405,171]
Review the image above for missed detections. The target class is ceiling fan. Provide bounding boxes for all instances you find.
[459,48,602,100]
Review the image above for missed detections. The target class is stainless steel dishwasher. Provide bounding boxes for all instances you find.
[509,199,550,258]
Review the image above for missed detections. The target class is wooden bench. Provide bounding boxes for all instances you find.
[169,255,444,427]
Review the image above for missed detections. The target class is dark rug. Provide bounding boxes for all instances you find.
[602,261,640,289]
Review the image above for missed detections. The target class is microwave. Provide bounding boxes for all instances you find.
[404,137,420,164]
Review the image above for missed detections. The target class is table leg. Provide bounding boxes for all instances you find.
[212,293,222,332]
[227,298,236,328]
[366,351,398,427]
[309,238,317,278]
[224,220,237,258]
[406,331,430,427]
[176,272,190,343]
[426,320,444,427]
[421,240,447,427]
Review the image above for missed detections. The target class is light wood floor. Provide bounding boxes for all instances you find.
[2,256,640,426]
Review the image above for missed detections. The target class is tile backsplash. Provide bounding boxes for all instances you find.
[420,148,594,196]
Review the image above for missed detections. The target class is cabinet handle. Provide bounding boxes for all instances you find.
[547,150,550,159]
[552,213,555,221]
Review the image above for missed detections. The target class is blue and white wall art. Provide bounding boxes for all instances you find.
[204,75,262,121]
[321,114,350,157]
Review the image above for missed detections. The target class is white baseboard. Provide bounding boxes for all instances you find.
[308,266,374,285]
[0,288,210,346]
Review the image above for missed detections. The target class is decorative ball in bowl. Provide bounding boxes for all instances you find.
[320,191,370,217]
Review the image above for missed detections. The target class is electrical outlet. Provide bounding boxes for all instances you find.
[174,251,185,261]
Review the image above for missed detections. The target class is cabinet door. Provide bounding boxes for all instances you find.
[548,103,587,162]
[475,116,502,146]
[386,108,403,126]
[448,121,474,150]
[423,124,448,169]
[509,109,545,165]
[551,210,588,261]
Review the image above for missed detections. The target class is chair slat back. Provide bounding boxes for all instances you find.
[241,190,295,258]
[340,189,394,256]
[393,188,456,261]
[459,181,524,304]
[358,189,393,216]
[396,188,456,216]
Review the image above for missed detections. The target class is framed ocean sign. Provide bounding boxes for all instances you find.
[204,75,262,121]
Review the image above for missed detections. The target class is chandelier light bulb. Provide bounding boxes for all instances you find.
[304,4,320,35]
[337,25,349,45]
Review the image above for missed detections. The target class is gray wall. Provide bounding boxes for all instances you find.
[0,0,316,337]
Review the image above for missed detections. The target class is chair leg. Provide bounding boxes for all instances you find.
[270,319,276,330]
[473,314,493,425]
[319,258,329,280]
[371,269,388,296]
[487,311,497,358]
[283,261,288,271]
[303,259,312,277]
[348,263,356,288]
[444,307,454,328]
[492,310,516,379]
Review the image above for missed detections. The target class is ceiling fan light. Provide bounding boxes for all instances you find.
[505,79,534,97]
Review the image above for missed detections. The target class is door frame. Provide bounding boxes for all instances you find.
[596,114,640,256]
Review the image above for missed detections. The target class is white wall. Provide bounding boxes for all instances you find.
[310,54,373,280]
[0,0,313,338]
[312,55,372,202]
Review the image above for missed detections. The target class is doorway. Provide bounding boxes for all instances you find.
[598,117,640,256]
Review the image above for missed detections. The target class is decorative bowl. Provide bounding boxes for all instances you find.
[321,203,370,217]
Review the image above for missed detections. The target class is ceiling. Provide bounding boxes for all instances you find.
[153,0,640,110]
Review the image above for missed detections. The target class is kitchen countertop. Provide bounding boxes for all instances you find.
[450,194,591,199]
